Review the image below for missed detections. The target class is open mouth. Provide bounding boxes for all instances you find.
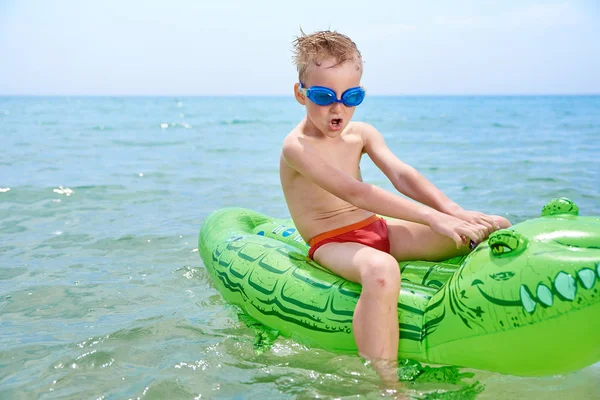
[329,118,343,130]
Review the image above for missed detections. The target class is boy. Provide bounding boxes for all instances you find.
[279,30,510,380]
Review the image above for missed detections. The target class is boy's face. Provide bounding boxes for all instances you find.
[295,57,362,138]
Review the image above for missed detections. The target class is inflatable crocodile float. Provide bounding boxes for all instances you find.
[198,198,600,376]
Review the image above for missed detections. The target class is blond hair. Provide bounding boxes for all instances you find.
[292,29,362,83]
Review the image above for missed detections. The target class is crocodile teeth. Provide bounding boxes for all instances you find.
[578,268,596,289]
[536,284,553,306]
[555,272,576,301]
[520,285,536,313]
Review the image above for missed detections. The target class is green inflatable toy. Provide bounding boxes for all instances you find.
[198,198,600,376]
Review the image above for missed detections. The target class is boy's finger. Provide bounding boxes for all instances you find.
[460,234,478,250]
[465,225,483,242]
[457,234,467,249]
[478,218,494,232]
[475,223,490,236]
[482,215,498,230]
[460,228,479,244]
[472,227,485,243]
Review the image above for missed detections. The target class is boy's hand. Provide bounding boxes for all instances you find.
[428,213,487,249]
[451,209,499,237]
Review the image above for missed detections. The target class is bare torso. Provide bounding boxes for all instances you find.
[280,122,375,242]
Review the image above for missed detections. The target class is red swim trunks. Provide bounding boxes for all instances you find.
[308,215,390,260]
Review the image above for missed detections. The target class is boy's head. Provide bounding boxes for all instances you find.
[292,30,363,85]
[292,30,364,137]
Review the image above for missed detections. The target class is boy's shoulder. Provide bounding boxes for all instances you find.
[349,121,377,134]
[347,121,383,145]
[281,125,303,151]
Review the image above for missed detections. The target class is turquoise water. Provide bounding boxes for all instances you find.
[1,96,599,399]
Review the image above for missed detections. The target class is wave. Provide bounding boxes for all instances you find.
[219,118,261,125]
[111,140,187,147]
[491,122,518,129]
[159,122,192,129]
[526,177,559,183]
[91,124,115,131]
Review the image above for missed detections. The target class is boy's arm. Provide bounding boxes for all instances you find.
[282,135,485,247]
[360,122,498,233]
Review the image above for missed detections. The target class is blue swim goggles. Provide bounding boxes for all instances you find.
[299,82,366,107]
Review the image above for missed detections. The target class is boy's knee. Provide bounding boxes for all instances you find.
[361,254,400,293]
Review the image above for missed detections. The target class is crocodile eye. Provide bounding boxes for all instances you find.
[489,230,528,258]
[491,243,513,255]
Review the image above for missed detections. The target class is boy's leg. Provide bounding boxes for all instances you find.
[312,242,400,381]
[387,215,510,262]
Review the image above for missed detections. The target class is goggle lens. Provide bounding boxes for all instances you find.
[310,91,335,106]
[302,84,366,107]
[341,89,365,107]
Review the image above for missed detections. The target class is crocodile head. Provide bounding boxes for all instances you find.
[427,198,600,375]
[464,198,599,319]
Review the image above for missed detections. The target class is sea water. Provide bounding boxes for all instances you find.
[1,96,599,399]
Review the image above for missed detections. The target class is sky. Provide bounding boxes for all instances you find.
[1,0,599,95]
